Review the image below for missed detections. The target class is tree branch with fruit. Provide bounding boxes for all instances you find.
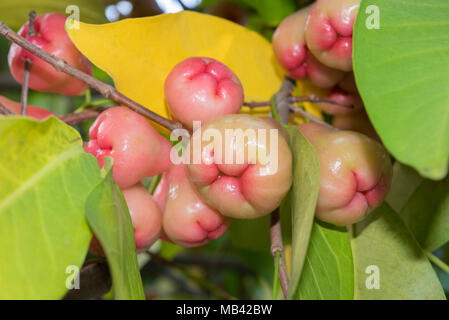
[1,0,448,301]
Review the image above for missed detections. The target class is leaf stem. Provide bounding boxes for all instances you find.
[272,251,280,300]
[270,96,280,122]
[20,11,36,116]
[425,251,449,275]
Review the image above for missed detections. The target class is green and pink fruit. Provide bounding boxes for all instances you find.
[162,163,229,247]
[122,183,162,252]
[299,122,392,226]
[164,57,244,131]
[305,0,360,71]
[84,107,172,189]
[8,13,92,95]
[187,114,292,219]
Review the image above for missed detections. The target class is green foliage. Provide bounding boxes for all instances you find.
[237,0,298,26]
[0,117,100,299]
[351,203,445,299]
[283,126,321,299]
[387,163,449,251]
[85,158,145,300]
[398,171,449,251]
[296,222,354,300]
[0,0,107,30]
[354,0,449,180]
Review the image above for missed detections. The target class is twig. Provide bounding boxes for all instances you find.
[20,11,36,115]
[0,101,14,115]
[271,211,289,299]
[0,19,182,132]
[290,105,334,129]
[243,101,272,108]
[268,77,295,299]
[290,95,353,109]
[59,108,104,125]
[244,95,353,110]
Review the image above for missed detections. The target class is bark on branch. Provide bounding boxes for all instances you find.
[0,20,182,132]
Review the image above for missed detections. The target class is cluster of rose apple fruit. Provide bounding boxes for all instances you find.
[4,0,392,254]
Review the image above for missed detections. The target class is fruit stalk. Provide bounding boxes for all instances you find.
[0,19,182,132]
[20,11,36,115]
[269,77,295,299]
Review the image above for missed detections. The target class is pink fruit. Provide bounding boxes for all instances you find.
[305,51,345,88]
[187,114,292,219]
[299,122,392,226]
[272,5,312,79]
[305,0,360,71]
[0,95,53,119]
[164,57,244,131]
[315,86,363,115]
[122,183,162,252]
[162,163,229,248]
[84,107,172,188]
[8,13,92,95]
[89,183,162,255]
[272,5,345,87]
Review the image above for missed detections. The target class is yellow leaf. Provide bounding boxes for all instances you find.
[67,12,285,126]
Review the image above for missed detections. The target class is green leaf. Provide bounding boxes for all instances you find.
[85,158,145,300]
[237,0,298,26]
[386,163,449,251]
[0,117,100,299]
[0,0,107,30]
[284,126,321,299]
[351,203,445,299]
[295,222,354,300]
[386,162,423,213]
[399,172,449,251]
[354,0,449,180]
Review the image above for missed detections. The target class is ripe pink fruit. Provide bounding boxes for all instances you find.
[187,114,292,219]
[305,0,360,71]
[122,183,162,252]
[272,5,345,87]
[272,5,311,79]
[164,57,244,131]
[161,163,229,248]
[305,51,346,88]
[299,122,392,226]
[8,13,92,96]
[0,95,53,119]
[89,183,162,255]
[84,107,172,189]
[315,86,363,115]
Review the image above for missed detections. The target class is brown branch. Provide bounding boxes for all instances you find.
[244,95,353,110]
[290,95,353,109]
[0,19,182,132]
[243,101,271,108]
[0,101,14,115]
[59,108,104,125]
[269,77,295,299]
[290,105,334,129]
[270,210,289,298]
[20,11,36,115]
